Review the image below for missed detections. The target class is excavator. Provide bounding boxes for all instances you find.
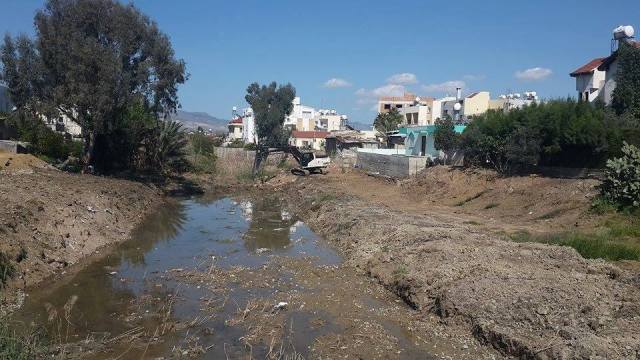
[262,146,330,176]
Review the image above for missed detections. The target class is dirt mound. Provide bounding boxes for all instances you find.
[403,167,600,232]
[287,181,640,359]
[0,169,162,311]
[0,153,53,173]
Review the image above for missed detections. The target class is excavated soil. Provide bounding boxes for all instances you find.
[282,171,640,359]
[0,167,162,311]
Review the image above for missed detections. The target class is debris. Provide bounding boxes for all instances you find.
[256,248,271,254]
[273,301,288,311]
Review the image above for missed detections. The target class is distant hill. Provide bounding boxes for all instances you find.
[169,110,227,133]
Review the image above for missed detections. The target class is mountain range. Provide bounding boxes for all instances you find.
[169,110,228,133]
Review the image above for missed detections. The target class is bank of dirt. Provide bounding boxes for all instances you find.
[0,165,162,312]
[283,170,640,359]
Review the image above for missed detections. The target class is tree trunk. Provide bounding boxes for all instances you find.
[252,146,269,175]
[82,131,96,173]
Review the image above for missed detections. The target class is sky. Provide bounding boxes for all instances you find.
[1,0,639,124]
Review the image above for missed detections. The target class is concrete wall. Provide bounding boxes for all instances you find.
[356,152,426,178]
[214,146,256,161]
[0,140,28,154]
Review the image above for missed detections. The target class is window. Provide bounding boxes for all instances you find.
[384,104,391,110]
[396,104,403,108]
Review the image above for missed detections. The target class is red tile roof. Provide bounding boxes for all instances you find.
[291,130,329,139]
[229,117,242,125]
[570,57,607,77]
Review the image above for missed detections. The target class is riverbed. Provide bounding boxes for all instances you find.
[11,194,492,359]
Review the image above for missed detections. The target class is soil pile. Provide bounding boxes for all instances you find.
[0,153,53,173]
[0,169,162,307]
[287,179,640,358]
[404,167,600,232]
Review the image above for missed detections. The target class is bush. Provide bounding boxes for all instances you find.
[461,99,614,173]
[601,142,640,208]
[187,132,217,174]
[243,142,257,151]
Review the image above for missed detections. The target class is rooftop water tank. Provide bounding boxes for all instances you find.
[613,25,635,40]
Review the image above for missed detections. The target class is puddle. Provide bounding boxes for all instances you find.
[11,195,436,358]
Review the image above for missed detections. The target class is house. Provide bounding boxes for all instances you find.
[289,130,329,151]
[236,96,348,143]
[463,91,491,118]
[227,117,243,141]
[570,25,639,104]
[570,58,607,102]
[399,97,435,126]
[325,130,380,154]
[402,125,466,158]
[378,93,430,114]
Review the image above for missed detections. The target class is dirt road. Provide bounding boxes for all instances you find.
[0,161,162,312]
[280,168,640,358]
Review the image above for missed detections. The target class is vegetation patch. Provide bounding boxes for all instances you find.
[455,190,489,206]
[0,322,44,360]
[510,215,640,261]
[0,252,16,290]
[484,203,499,210]
[535,208,568,220]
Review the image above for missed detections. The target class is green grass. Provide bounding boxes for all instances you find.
[510,216,640,261]
[455,190,489,207]
[0,322,44,360]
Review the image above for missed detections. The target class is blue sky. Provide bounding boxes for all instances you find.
[1,0,639,123]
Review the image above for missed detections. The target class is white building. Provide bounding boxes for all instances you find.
[570,25,639,104]
[235,96,348,144]
[399,98,435,126]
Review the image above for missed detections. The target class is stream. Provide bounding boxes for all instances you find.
[12,194,439,359]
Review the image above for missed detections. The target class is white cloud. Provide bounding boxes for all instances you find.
[386,73,418,85]
[355,84,407,109]
[463,74,486,81]
[421,80,466,95]
[323,78,352,88]
[515,67,552,81]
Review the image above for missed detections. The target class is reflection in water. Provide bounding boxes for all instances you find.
[121,200,187,266]
[243,197,297,252]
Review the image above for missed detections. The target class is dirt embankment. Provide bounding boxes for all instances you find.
[283,173,640,359]
[0,159,162,309]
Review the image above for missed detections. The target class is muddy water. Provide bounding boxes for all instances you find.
[12,195,436,359]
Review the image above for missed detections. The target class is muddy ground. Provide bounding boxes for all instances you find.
[0,157,162,312]
[276,167,640,359]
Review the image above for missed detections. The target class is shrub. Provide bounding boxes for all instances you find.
[601,142,640,208]
[187,132,217,174]
[243,142,257,151]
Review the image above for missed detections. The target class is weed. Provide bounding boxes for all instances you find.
[455,190,489,206]
[484,203,499,210]
[535,208,567,220]
[392,265,408,278]
[510,228,640,261]
[0,251,16,289]
[381,245,390,252]
[0,322,44,360]
[590,196,618,215]
[463,220,481,225]
[15,248,27,263]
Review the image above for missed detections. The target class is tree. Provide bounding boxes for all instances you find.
[611,41,640,120]
[433,115,459,164]
[373,108,403,143]
[244,82,296,173]
[1,0,187,172]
